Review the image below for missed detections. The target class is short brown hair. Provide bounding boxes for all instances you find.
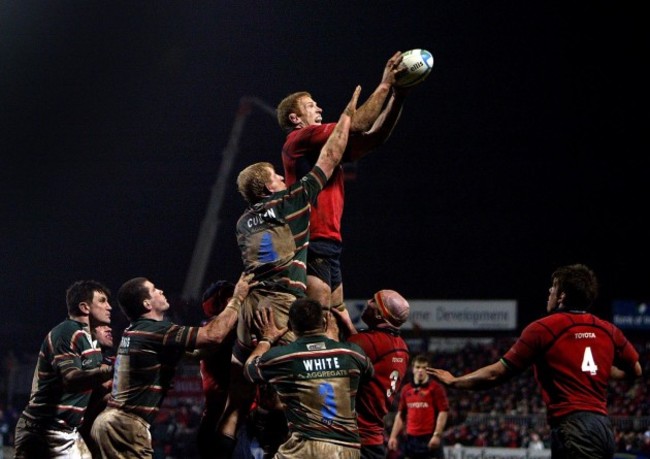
[552,264,598,310]
[237,162,273,204]
[276,91,311,132]
[289,298,324,335]
[118,277,150,321]
[412,354,430,367]
[66,280,111,316]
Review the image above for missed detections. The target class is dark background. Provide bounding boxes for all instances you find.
[2,1,648,347]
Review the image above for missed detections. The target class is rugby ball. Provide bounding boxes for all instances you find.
[395,48,434,88]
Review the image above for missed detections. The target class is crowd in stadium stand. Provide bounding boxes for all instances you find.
[2,338,648,458]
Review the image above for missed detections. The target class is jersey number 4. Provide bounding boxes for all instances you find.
[581,346,598,375]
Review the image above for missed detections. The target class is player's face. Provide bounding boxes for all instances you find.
[296,96,322,127]
[547,279,560,313]
[361,298,381,325]
[144,281,170,313]
[264,166,287,192]
[88,290,112,325]
[412,362,428,384]
[94,324,113,348]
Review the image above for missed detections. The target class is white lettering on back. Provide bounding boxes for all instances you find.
[303,357,340,371]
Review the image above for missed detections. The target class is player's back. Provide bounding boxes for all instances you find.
[250,334,373,448]
[506,311,631,419]
[349,329,410,445]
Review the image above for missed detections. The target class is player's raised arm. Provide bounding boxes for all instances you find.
[351,51,402,132]
[315,85,361,179]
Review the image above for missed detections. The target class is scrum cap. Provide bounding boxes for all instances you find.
[374,289,410,327]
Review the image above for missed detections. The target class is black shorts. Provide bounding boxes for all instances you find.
[404,434,444,459]
[307,239,343,290]
[551,411,616,459]
[360,443,386,459]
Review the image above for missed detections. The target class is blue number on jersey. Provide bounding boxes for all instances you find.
[319,382,336,421]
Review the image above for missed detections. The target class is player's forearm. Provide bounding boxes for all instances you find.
[246,340,272,366]
[62,364,113,391]
[450,361,509,390]
[611,361,643,380]
[243,340,272,382]
[316,86,359,177]
[389,412,405,440]
[434,411,448,436]
[368,92,405,138]
[348,93,405,161]
[351,83,391,131]
[316,112,352,175]
[198,299,240,346]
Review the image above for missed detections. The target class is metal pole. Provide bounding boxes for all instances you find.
[181,96,275,300]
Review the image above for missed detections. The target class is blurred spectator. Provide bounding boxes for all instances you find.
[389,354,449,459]
[0,405,9,459]
[527,431,545,450]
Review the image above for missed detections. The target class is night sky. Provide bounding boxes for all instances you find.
[2,2,648,346]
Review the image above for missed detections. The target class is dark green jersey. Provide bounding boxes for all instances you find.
[236,166,327,297]
[108,317,199,424]
[245,334,374,449]
[22,319,103,429]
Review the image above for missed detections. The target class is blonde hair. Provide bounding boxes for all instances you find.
[237,162,273,204]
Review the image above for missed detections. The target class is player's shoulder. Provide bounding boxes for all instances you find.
[531,311,622,342]
[53,318,77,332]
[338,338,366,353]
[130,317,175,335]
[52,318,87,339]
[536,311,600,328]
[287,123,335,143]
[334,339,372,365]
[533,311,575,328]
[347,328,377,348]
[358,327,408,344]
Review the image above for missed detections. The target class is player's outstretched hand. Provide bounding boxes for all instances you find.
[381,51,404,87]
[427,367,455,386]
[343,85,362,118]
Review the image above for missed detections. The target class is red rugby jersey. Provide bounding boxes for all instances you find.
[503,311,639,420]
[282,123,344,242]
[349,329,410,445]
[397,379,449,437]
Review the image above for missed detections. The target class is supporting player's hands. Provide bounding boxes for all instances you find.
[254,307,288,345]
[324,309,341,341]
[233,272,255,303]
[329,307,358,340]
